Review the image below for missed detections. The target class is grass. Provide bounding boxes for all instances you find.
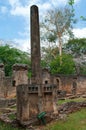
[0,121,28,130]
[44,108,86,130]
[0,98,86,130]
[0,108,86,130]
[58,97,86,105]
[8,113,16,120]
[0,122,20,130]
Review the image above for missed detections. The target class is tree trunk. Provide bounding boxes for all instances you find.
[58,34,62,64]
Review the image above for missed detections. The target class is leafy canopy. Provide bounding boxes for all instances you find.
[0,44,30,76]
[50,53,76,75]
[64,38,86,57]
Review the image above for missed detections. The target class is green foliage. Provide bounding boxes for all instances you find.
[64,38,86,75]
[41,46,58,67]
[8,113,16,120]
[28,71,32,79]
[0,44,31,76]
[50,53,75,75]
[80,65,86,75]
[0,121,20,130]
[41,60,48,68]
[68,0,75,6]
[64,38,86,57]
[80,16,86,21]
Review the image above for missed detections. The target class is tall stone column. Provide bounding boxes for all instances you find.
[30,5,41,84]
[0,64,5,97]
[30,5,43,114]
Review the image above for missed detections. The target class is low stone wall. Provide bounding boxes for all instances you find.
[0,98,16,108]
[58,101,86,114]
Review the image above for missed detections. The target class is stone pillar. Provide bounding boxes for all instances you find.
[52,88,58,114]
[0,63,5,79]
[17,84,29,123]
[12,64,28,86]
[14,64,29,123]
[30,5,41,84]
[0,64,5,97]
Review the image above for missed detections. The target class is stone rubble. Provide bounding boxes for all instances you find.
[58,101,86,114]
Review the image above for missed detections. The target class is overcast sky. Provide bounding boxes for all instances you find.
[0,0,86,51]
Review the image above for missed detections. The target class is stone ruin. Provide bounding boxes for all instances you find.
[0,63,86,100]
[0,63,15,98]
[16,5,58,124]
[16,5,86,125]
[0,4,86,127]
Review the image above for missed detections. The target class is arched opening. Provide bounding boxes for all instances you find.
[56,78,59,89]
[45,80,48,84]
[12,80,16,87]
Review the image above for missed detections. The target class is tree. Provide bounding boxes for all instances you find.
[64,38,86,57]
[50,53,76,75]
[64,38,86,75]
[40,1,76,58]
[0,44,31,76]
[41,46,59,69]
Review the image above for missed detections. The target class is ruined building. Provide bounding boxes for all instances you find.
[0,63,86,98]
[0,5,86,124]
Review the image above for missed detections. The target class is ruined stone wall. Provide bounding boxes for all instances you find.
[56,76,73,94]
[54,75,86,95]
[41,71,86,95]
[0,77,16,98]
[13,64,28,86]
[42,69,52,85]
[77,75,86,94]
[43,94,54,112]
[17,83,57,122]
[29,93,56,116]
[4,77,16,97]
[0,78,4,97]
[0,67,86,99]
[29,94,39,116]
[0,63,16,98]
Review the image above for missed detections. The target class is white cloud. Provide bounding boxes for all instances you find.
[7,0,82,52]
[10,6,29,17]
[8,0,29,17]
[8,0,81,18]
[75,0,81,3]
[49,0,80,8]
[8,0,40,17]
[9,1,51,17]
[73,28,86,38]
[8,0,21,7]
[13,38,30,52]
[50,0,67,7]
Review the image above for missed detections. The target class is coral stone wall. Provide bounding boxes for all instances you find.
[13,64,28,86]
[77,75,86,94]
[0,63,28,98]
[54,75,86,95]
[0,63,86,99]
